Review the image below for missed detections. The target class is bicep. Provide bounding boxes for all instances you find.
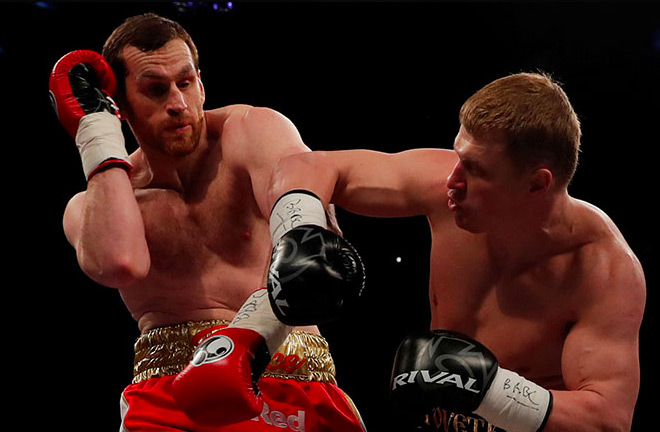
[555,265,645,428]
[561,317,640,401]
[330,148,457,218]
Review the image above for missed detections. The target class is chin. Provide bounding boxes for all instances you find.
[163,127,203,157]
[166,138,199,157]
[453,214,484,234]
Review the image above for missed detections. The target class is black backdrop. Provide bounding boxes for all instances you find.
[3,2,657,431]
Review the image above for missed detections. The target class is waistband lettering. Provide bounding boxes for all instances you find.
[268,353,307,373]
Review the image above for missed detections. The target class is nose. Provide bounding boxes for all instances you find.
[446,159,466,192]
[166,85,188,116]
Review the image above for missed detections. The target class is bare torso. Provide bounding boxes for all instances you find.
[427,198,627,390]
[117,106,316,334]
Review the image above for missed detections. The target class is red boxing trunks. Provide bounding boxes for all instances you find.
[120,320,366,432]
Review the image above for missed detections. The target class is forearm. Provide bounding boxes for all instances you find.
[76,168,150,287]
[543,390,633,432]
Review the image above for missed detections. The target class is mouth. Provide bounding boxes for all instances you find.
[165,122,192,134]
[447,190,461,211]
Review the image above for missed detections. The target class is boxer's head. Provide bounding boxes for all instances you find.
[459,72,581,189]
[102,13,205,157]
[448,73,581,233]
[103,13,199,106]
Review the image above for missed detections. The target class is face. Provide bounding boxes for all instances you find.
[121,39,205,157]
[446,126,531,233]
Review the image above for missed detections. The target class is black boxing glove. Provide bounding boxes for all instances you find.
[391,330,553,432]
[268,190,365,326]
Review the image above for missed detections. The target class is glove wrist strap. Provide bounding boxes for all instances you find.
[76,111,132,180]
[230,288,292,355]
[474,366,553,432]
[269,190,327,244]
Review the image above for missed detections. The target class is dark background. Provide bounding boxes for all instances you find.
[3,2,657,430]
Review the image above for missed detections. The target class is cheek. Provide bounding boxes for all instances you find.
[471,182,508,210]
[188,90,205,114]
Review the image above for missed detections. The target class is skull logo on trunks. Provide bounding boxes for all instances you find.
[191,335,235,366]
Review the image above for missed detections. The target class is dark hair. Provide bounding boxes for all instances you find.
[460,72,581,188]
[102,13,199,103]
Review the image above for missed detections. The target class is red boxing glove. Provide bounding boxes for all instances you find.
[172,327,272,426]
[49,50,131,180]
[49,50,119,137]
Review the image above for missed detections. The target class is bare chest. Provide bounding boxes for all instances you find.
[429,242,577,384]
[136,177,269,276]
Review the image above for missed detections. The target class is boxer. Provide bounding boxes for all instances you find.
[51,13,365,431]
[266,73,646,431]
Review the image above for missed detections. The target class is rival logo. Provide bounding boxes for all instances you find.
[251,402,306,431]
[392,370,481,394]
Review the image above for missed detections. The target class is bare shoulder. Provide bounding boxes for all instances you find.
[207,105,305,152]
[204,104,253,128]
[573,199,646,322]
[576,199,642,269]
[206,105,297,131]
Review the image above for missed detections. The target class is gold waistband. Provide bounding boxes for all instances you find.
[133,320,336,385]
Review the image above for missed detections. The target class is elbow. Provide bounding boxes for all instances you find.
[603,407,634,432]
[594,407,632,432]
[78,248,150,289]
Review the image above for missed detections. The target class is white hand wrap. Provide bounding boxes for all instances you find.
[474,366,553,432]
[75,111,132,180]
[230,289,292,355]
[269,191,327,244]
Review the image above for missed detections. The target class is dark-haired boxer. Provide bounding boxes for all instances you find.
[267,73,646,431]
[51,13,366,431]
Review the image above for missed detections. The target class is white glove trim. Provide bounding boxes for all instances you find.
[474,366,553,432]
[76,111,131,180]
[269,190,327,244]
[230,288,292,355]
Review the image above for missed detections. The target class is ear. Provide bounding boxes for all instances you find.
[529,168,553,194]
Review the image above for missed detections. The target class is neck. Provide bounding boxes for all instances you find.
[486,189,574,274]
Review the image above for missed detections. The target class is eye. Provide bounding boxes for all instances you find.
[462,160,484,178]
[146,83,168,98]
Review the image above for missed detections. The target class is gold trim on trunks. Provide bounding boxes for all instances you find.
[133,320,231,383]
[262,330,337,385]
[132,320,337,386]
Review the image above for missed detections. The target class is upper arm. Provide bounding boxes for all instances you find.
[279,148,458,218]
[225,106,311,217]
[337,148,457,217]
[558,249,646,427]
